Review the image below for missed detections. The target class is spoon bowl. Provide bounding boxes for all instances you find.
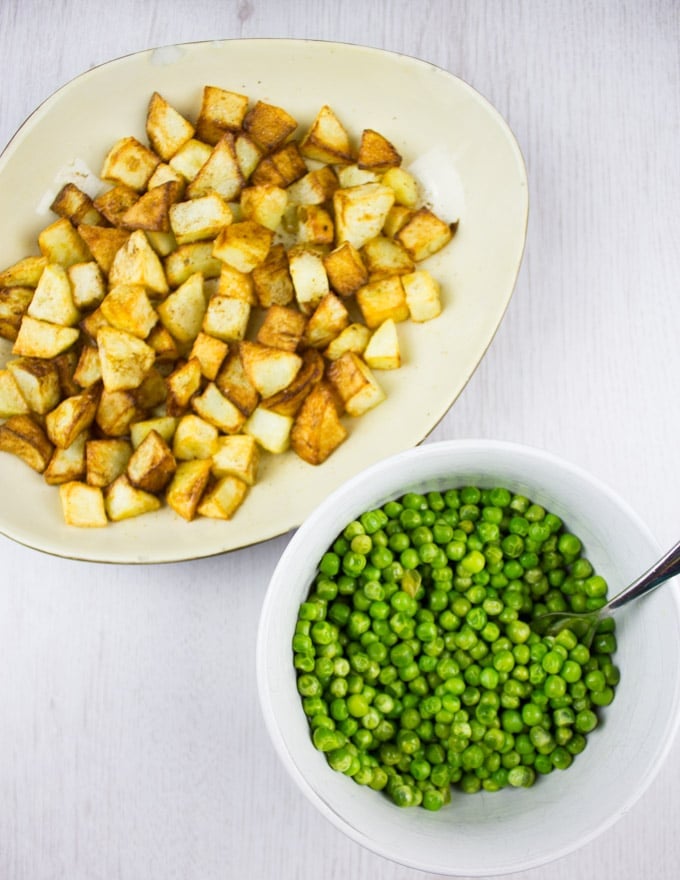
[532,538,680,642]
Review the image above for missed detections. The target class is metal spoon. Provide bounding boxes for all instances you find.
[531,538,680,643]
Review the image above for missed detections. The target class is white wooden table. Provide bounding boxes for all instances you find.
[1,1,678,878]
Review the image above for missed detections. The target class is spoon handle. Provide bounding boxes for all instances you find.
[607,538,680,611]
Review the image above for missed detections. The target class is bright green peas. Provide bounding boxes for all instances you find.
[541,650,564,674]
[319,552,341,577]
[416,620,439,642]
[584,575,608,598]
[370,547,394,570]
[544,674,567,699]
[508,765,536,788]
[350,534,372,556]
[342,551,366,577]
[521,702,543,726]
[506,620,531,644]
[399,508,422,530]
[592,632,617,655]
[313,727,346,752]
[558,532,582,558]
[461,550,486,574]
[502,534,524,558]
[446,540,467,561]
[501,709,524,733]
[493,650,515,673]
[575,709,598,733]
[561,659,582,683]
[400,548,420,570]
[590,687,615,707]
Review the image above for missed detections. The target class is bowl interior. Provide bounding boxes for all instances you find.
[257,439,680,875]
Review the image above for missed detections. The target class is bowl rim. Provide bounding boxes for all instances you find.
[256,438,680,874]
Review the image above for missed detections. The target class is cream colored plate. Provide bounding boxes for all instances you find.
[0,39,528,563]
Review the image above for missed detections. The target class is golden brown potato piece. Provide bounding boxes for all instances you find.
[0,255,47,288]
[195,85,250,144]
[299,105,353,165]
[302,292,349,349]
[215,349,260,417]
[76,225,131,275]
[251,243,295,308]
[45,385,100,449]
[44,431,88,485]
[59,481,108,527]
[239,340,303,399]
[243,100,297,153]
[126,429,176,493]
[165,458,213,520]
[38,218,92,268]
[197,474,249,519]
[86,437,133,487]
[7,357,61,414]
[357,128,402,171]
[395,207,455,261]
[146,91,195,161]
[212,220,273,274]
[186,133,245,201]
[0,286,34,341]
[356,276,409,329]
[291,381,348,465]
[101,136,161,191]
[327,351,386,417]
[50,182,104,227]
[259,348,324,418]
[251,142,307,188]
[211,433,259,486]
[119,180,181,233]
[12,316,80,359]
[255,304,307,352]
[0,414,54,473]
[104,474,162,521]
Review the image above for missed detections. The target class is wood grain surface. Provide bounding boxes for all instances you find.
[0,2,678,879]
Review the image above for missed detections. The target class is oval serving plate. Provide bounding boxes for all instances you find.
[0,39,528,563]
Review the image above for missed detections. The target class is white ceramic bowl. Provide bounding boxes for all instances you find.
[0,39,528,562]
[257,439,680,875]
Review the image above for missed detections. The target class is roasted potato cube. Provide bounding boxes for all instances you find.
[296,205,334,246]
[382,167,419,208]
[95,389,141,437]
[52,350,81,398]
[227,135,259,181]
[212,220,273,273]
[243,100,297,153]
[73,344,102,388]
[357,128,402,171]
[260,348,324,418]
[132,366,167,410]
[382,205,414,238]
[364,318,401,369]
[197,474,249,519]
[251,243,295,308]
[192,382,247,434]
[335,164,380,188]
[186,132,245,201]
[86,437,133,486]
[299,104,353,165]
[401,269,443,322]
[251,142,307,188]
[303,292,350,349]
[361,235,415,280]
[323,322,371,361]
[356,275,409,329]
[286,165,339,205]
[166,358,203,416]
[164,241,223,287]
[130,416,178,449]
[240,184,288,231]
[101,136,161,191]
[38,218,92,268]
[0,285,34,341]
[202,294,251,343]
[211,433,259,485]
[92,184,140,227]
[147,161,187,193]
[327,351,386,416]
[109,229,169,297]
[59,481,107,527]
[147,323,180,362]
[395,207,455,261]
[7,357,61,414]
[288,244,329,315]
[27,262,80,327]
[45,386,99,449]
[239,340,303,398]
[216,263,256,304]
[173,413,219,460]
[215,349,260,417]
[156,272,206,345]
[195,85,250,144]
[50,182,103,226]
[0,255,47,288]
[168,138,213,182]
[76,225,131,275]
[104,474,162,521]
[291,380,348,465]
[119,180,181,233]
[96,326,155,392]
[126,429,176,493]
[79,306,111,344]
[189,331,229,380]
[333,183,395,250]
[256,304,306,352]
[0,414,54,472]
[165,458,213,521]
[146,91,195,161]
[44,431,88,485]
[0,368,29,417]
[68,261,107,311]
[12,316,80,359]
[100,283,158,339]
[243,405,293,454]
[169,193,233,244]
